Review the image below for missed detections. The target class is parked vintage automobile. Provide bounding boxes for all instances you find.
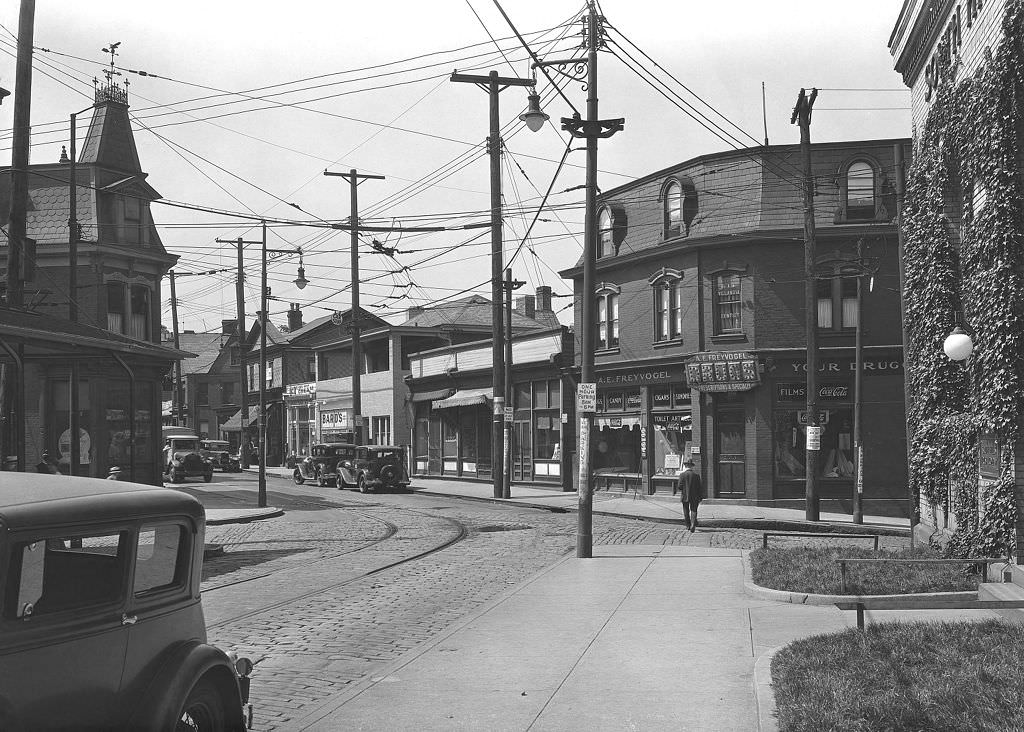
[338,445,411,493]
[200,439,241,473]
[292,443,357,488]
[163,434,214,484]
[0,473,253,730]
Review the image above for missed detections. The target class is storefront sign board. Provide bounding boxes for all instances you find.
[320,410,351,430]
[777,382,850,402]
[286,382,316,398]
[596,365,685,387]
[686,351,759,392]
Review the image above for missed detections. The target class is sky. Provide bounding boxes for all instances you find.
[0,1,911,334]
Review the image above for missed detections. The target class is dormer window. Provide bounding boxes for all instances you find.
[598,207,613,258]
[597,204,627,258]
[846,161,875,220]
[662,177,698,239]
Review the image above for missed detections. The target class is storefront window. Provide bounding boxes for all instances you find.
[533,412,559,459]
[593,422,641,474]
[50,378,92,475]
[773,407,855,479]
[652,414,691,477]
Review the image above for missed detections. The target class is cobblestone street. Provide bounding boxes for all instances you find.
[195,485,907,730]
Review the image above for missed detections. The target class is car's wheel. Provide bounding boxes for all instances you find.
[379,464,397,487]
[203,472,213,483]
[357,475,368,493]
[293,468,305,485]
[176,678,226,732]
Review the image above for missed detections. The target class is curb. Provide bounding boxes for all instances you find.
[415,490,909,536]
[754,648,780,732]
[205,508,284,526]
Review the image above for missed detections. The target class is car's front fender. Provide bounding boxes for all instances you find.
[125,640,246,731]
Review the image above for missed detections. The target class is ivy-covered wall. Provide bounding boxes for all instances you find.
[903,0,1024,558]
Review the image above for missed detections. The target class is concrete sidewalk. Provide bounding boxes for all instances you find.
[289,544,852,732]
[257,466,909,536]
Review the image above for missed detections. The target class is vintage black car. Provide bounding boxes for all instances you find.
[292,443,357,488]
[163,434,214,484]
[200,439,241,473]
[0,474,252,730]
[338,445,411,493]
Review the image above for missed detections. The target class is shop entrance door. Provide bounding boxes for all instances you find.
[512,420,531,481]
[715,402,746,497]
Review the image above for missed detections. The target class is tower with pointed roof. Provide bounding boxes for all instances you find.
[0,57,176,343]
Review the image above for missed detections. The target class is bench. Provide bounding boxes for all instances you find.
[834,557,1005,593]
[761,531,880,551]
[836,596,1024,629]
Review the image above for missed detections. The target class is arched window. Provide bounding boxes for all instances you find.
[598,207,613,258]
[846,161,875,220]
[595,283,620,351]
[663,177,698,239]
[664,181,683,238]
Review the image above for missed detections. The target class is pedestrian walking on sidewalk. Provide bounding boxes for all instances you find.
[676,459,704,532]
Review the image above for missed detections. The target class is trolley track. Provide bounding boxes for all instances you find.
[203,499,471,630]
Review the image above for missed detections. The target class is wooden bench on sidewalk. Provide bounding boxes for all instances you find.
[834,557,1020,629]
[761,531,880,551]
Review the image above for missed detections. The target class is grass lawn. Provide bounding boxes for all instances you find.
[749,545,981,595]
[772,620,1024,732]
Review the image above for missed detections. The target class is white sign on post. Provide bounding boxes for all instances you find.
[806,425,822,451]
[504,406,514,423]
[576,382,596,413]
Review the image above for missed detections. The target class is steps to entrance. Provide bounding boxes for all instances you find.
[979,581,1024,624]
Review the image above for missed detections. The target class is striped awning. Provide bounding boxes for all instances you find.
[410,387,455,403]
[432,387,492,409]
[221,409,259,431]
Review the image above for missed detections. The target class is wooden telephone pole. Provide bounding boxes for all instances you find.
[792,88,820,522]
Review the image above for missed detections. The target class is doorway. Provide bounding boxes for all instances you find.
[512,420,531,481]
[715,395,746,497]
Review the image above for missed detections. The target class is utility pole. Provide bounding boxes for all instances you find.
[536,2,624,556]
[5,0,34,310]
[169,270,184,426]
[1,0,34,473]
[258,221,268,507]
[792,87,820,522]
[450,69,536,499]
[324,169,384,446]
[503,268,524,499]
[217,235,257,469]
[853,238,864,525]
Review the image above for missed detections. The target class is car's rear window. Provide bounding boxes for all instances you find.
[5,531,128,620]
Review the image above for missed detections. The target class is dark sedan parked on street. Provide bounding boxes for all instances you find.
[0,474,253,730]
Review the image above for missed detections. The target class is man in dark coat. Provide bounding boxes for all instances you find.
[676,459,704,532]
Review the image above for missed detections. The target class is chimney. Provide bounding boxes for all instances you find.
[221,319,236,335]
[535,286,553,313]
[515,295,536,319]
[407,305,424,320]
[287,303,303,331]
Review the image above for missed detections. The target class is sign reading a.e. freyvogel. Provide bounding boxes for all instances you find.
[686,351,759,393]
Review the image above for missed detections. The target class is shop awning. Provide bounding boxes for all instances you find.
[433,387,492,409]
[221,408,259,431]
[410,387,455,403]
[595,415,641,429]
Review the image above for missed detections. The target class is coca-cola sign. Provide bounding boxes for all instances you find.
[777,382,850,402]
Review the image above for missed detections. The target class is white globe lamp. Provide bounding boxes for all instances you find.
[943,327,974,361]
[519,92,549,133]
